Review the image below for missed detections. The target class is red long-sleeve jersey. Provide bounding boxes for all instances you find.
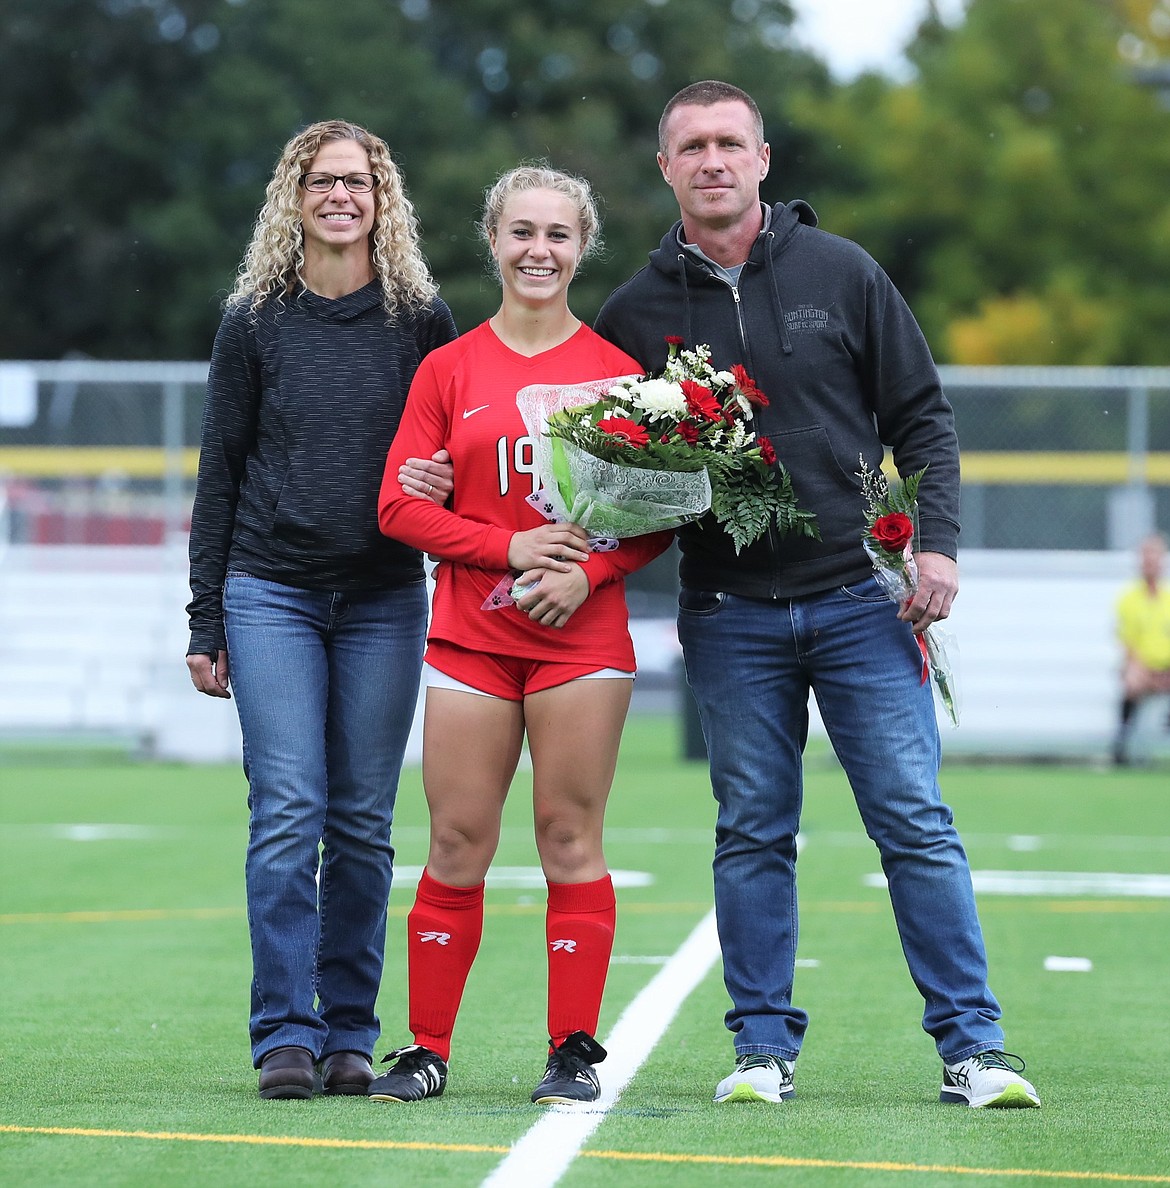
[379,321,672,668]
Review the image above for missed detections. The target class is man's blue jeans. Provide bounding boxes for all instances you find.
[223,572,427,1066]
[678,578,1004,1063]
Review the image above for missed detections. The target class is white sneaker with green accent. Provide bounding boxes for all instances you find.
[714,1053,795,1103]
[940,1051,1040,1108]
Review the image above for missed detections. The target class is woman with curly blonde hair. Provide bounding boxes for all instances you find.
[187,119,457,1100]
[227,119,438,316]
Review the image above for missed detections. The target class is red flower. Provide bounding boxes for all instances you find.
[664,335,685,346]
[680,379,722,422]
[731,363,768,407]
[597,415,650,448]
[758,435,776,466]
[677,421,701,445]
[870,512,914,552]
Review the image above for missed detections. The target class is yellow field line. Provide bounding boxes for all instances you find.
[582,1148,1170,1181]
[0,907,244,925]
[3,447,1170,484]
[2,1125,1167,1183]
[0,1124,507,1155]
[1024,900,1170,913]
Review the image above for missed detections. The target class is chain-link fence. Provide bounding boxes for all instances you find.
[2,361,1166,556]
[944,366,1170,551]
[0,360,205,549]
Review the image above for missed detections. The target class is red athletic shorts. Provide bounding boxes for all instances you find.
[424,639,633,702]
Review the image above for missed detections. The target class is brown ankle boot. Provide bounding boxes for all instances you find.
[258,1046,315,1099]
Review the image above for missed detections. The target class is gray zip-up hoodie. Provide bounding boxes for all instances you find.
[594,201,959,600]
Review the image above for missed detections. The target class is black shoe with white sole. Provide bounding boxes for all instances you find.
[531,1031,607,1104]
[367,1044,448,1102]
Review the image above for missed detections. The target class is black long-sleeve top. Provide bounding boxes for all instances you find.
[186,281,457,655]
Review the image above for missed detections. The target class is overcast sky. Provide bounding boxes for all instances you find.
[787,0,968,80]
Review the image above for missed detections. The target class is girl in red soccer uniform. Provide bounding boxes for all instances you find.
[373,165,671,1105]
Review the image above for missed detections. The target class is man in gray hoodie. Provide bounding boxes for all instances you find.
[595,80,1039,1110]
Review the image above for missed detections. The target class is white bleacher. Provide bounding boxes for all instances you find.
[0,544,243,761]
[934,551,1134,756]
[0,544,1162,763]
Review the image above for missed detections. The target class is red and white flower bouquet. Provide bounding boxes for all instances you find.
[516,338,818,554]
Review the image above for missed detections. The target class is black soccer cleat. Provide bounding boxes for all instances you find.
[367,1044,448,1102]
[531,1031,607,1104]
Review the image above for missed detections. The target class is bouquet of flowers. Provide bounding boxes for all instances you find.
[516,338,818,554]
[859,459,960,727]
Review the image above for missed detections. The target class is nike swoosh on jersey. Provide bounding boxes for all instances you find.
[462,404,490,418]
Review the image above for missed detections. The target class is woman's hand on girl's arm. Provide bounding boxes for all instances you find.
[399,449,454,504]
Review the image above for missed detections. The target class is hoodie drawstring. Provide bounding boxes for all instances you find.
[675,252,694,346]
[764,233,794,356]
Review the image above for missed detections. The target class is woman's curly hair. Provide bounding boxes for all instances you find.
[226,120,438,315]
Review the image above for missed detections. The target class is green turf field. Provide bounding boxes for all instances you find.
[2,717,1168,1186]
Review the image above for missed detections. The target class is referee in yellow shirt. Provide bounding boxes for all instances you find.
[1114,532,1170,765]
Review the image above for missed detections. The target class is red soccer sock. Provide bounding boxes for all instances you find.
[407,868,485,1062]
[545,874,616,1048]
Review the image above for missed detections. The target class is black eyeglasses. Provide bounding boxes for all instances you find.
[299,172,377,194]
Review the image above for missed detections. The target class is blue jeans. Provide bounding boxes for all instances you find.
[223,572,427,1066]
[678,579,1004,1064]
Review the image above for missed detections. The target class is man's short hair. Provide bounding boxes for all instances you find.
[658,81,765,155]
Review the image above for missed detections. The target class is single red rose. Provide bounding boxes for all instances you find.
[664,335,685,346]
[597,415,650,448]
[677,421,701,445]
[680,379,722,421]
[731,363,769,406]
[758,435,776,466]
[871,512,914,551]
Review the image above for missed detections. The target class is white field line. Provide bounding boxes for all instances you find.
[479,908,720,1188]
[863,870,1170,897]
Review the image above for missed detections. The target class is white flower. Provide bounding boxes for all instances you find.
[729,392,754,420]
[623,377,688,421]
[713,370,736,386]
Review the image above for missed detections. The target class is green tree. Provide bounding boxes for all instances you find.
[391,0,826,327]
[0,0,470,359]
[793,0,1170,364]
[1117,0,1170,60]
[1,0,824,359]
[2,0,224,358]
